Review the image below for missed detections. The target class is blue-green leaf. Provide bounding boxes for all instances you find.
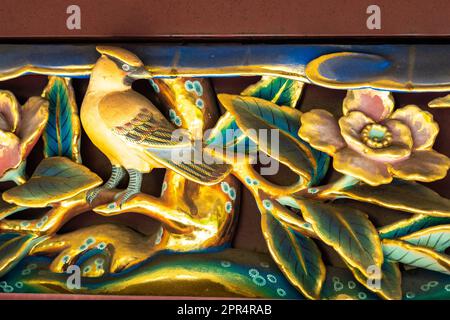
[382,239,450,275]
[294,199,383,277]
[379,215,450,239]
[347,259,402,300]
[399,225,450,252]
[241,76,304,107]
[329,179,450,217]
[42,76,81,163]
[261,207,325,299]
[3,157,102,207]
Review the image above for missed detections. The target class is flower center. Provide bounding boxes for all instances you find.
[361,124,392,149]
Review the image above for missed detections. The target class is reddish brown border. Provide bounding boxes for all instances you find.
[0,0,450,39]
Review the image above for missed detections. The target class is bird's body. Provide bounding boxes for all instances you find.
[82,88,162,172]
[81,46,231,205]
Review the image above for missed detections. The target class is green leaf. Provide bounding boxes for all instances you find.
[382,239,450,275]
[379,214,450,239]
[347,259,402,300]
[294,199,383,277]
[241,76,304,107]
[3,157,102,207]
[329,179,450,217]
[42,76,82,163]
[261,206,325,299]
[399,225,450,252]
[218,94,314,183]
[0,233,42,278]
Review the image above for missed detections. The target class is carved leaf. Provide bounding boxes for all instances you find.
[3,157,102,207]
[241,76,304,108]
[42,76,82,162]
[379,214,450,239]
[261,207,325,299]
[295,199,383,277]
[347,259,402,300]
[399,225,450,252]
[382,239,450,275]
[329,179,450,217]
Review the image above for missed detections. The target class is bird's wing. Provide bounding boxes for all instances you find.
[146,148,233,185]
[110,110,193,149]
[110,109,232,185]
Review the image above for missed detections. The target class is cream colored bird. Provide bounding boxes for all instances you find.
[82,46,231,205]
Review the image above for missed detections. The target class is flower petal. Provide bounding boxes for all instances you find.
[16,97,49,158]
[390,150,450,182]
[299,109,346,155]
[0,130,21,177]
[0,90,20,132]
[334,147,392,186]
[343,89,394,122]
[390,105,439,150]
[339,111,374,154]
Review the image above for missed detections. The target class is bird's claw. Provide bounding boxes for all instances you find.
[94,190,139,215]
[86,187,103,205]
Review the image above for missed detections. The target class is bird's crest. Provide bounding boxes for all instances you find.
[96,46,142,67]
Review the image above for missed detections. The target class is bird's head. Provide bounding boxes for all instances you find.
[92,46,152,87]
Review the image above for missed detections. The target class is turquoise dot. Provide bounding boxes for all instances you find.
[83,266,92,274]
[348,281,356,289]
[406,292,415,299]
[0,281,6,288]
[252,275,266,287]
[221,261,231,268]
[149,79,160,93]
[220,182,230,193]
[358,292,367,300]
[249,268,259,277]
[195,98,204,109]
[429,281,438,287]
[41,215,49,223]
[277,288,286,297]
[334,281,344,291]
[79,244,87,251]
[20,221,30,227]
[36,222,43,228]
[193,81,203,96]
[97,242,107,250]
[228,188,236,200]
[225,202,232,213]
[445,284,450,292]
[3,285,13,293]
[267,274,277,284]
[184,80,194,91]
[62,256,70,263]
[15,282,23,289]
[95,258,104,265]
[21,269,31,276]
[263,199,273,210]
[169,109,177,119]
[252,180,259,186]
[308,188,318,194]
[245,177,252,184]
[85,237,95,245]
[174,117,182,126]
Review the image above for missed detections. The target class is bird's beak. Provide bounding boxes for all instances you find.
[128,66,152,79]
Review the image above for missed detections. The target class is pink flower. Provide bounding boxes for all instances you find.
[0,91,48,182]
[299,89,449,186]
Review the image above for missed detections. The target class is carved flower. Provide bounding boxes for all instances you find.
[0,91,49,183]
[299,89,450,186]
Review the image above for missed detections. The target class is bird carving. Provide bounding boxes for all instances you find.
[81,46,231,206]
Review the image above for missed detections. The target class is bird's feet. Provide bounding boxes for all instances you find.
[86,186,104,205]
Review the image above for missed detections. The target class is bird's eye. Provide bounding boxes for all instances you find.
[122,64,130,71]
